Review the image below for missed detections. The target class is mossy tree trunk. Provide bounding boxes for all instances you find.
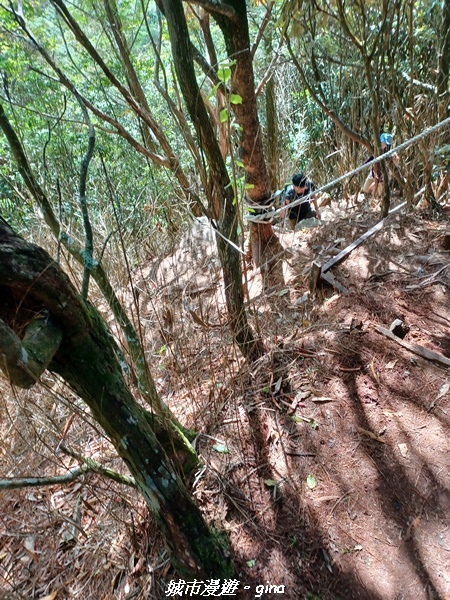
[0,217,232,578]
[0,102,198,467]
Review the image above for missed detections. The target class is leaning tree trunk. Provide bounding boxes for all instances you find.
[0,102,198,470]
[0,217,232,578]
[159,0,264,360]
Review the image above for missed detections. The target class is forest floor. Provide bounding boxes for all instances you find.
[1,195,450,600]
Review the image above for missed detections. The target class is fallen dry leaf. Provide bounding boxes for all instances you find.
[385,360,398,369]
[38,592,58,600]
[355,426,385,443]
[398,443,408,457]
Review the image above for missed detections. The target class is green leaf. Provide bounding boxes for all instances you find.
[217,67,232,83]
[230,93,242,104]
[246,559,256,567]
[290,415,310,423]
[306,474,316,489]
[212,443,229,454]
[235,159,244,168]
[264,479,278,487]
[219,108,228,123]
[244,183,254,190]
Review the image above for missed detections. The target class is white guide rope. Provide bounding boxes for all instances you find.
[245,115,450,223]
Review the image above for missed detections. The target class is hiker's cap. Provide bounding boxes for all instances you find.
[292,172,307,187]
[380,133,393,146]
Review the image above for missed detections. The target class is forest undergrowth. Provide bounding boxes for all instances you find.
[1,195,450,600]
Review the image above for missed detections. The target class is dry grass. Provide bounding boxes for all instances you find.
[1,197,450,599]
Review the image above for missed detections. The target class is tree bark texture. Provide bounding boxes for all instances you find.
[215,0,271,199]
[0,315,62,388]
[265,75,279,191]
[0,217,232,578]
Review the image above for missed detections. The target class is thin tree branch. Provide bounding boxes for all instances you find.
[250,0,275,58]
[367,0,391,63]
[0,466,89,490]
[98,230,115,265]
[0,455,136,490]
[191,6,218,72]
[255,46,281,97]
[59,444,136,487]
[285,38,372,153]
[190,41,220,87]
[102,0,157,153]
[336,0,363,51]
[76,96,95,299]
[144,1,209,193]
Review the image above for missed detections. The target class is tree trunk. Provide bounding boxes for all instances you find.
[437,0,450,113]
[103,0,158,154]
[0,217,232,578]
[213,0,285,283]
[0,102,198,463]
[265,22,279,191]
[266,74,279,191]
[160,0,264,359]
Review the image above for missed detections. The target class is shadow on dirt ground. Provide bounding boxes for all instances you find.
[182,201,450,599]
[1,200,449,599]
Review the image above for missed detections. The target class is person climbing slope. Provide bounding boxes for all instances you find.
[284,172,321,229]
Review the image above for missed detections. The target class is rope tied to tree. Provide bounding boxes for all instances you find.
[245,115,450,223]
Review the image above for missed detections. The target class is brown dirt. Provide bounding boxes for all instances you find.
[1,198,449,600]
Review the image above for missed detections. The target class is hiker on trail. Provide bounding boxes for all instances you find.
[284,172,321,230]
[363,133,396,198]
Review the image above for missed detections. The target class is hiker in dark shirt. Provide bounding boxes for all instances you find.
[284,172,321,229]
